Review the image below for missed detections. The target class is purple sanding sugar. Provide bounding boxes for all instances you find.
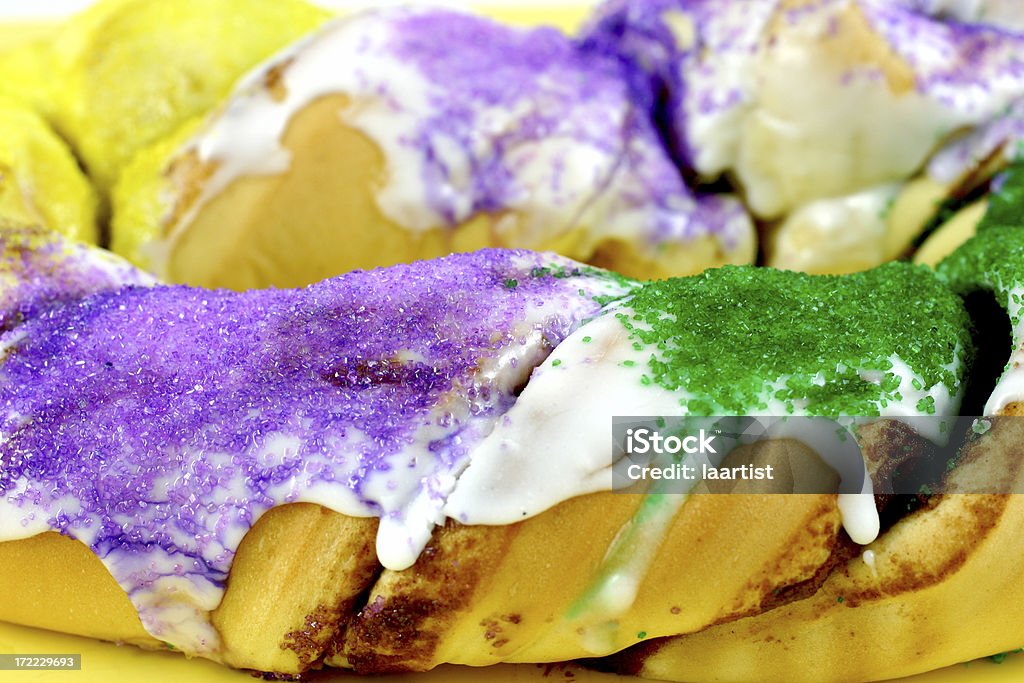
[860,0,1024,114]
[366,9,750,249]
[0,225,154,334]
[0,249,631,589]
[580,0,768,172]
[391,10,627,220]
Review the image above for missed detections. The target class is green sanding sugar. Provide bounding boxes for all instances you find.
[619,263,972,416]
[937,226,1024,329]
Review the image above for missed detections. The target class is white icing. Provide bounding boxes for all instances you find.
[745,1,962,217]
[369,326,554,571]
[107,549,225,653]
[862,548,879,576]
[447,311,962,581]
[665,1,778,178]
[863,0,1024,119]
[0,250,632,655]
[758,417,878,544]
[839,493,880,545]
[445,311,685,524]
[870,353,961,443]
[0,476,49,540]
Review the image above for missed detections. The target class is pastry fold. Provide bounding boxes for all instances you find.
[0,227,989,680]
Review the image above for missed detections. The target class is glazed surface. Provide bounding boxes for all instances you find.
[0,248,631,653]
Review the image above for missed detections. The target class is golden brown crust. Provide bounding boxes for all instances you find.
[212,503,380,672]
[338,520,516,673]
[340,490,842,672]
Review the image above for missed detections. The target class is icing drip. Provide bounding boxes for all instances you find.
[862,548,879,577]
[568,492,686,655]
